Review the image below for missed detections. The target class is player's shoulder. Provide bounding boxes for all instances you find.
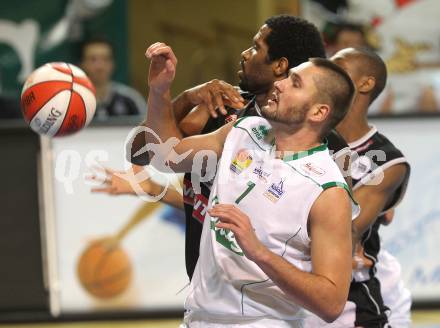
[228,116,273,150]
[373,130,405,158]
[233,116,271,135]
[286,145,346,187]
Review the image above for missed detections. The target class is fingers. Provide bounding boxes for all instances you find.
[213,91,226,116]
[208,204,249,229]
[219,82,245,109]
[186,79,246,118]
[145,42,177,66]
[215,222,238,233]
[206,80,244,115]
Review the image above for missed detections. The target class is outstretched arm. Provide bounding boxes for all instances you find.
[209,187,352,323]
[89,165,185,210]
[144,42,232,173]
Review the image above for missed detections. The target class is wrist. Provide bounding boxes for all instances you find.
[149,86,171,98]
[147,182,164,196]
[182,89,196,107]
[251,244,272,264]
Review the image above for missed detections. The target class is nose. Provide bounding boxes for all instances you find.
[273,79,283,91]
[241,47,251,61]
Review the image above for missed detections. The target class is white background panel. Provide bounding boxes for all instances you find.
[51,126,187,312]
[371,118,440,301]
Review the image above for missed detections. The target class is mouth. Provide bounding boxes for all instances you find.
[238,61,245,75]
[269,91,279,103]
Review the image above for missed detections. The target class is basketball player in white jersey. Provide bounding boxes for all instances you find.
[304,48,410,328]
[143,42,357,327]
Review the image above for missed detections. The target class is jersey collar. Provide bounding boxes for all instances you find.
[348,125,377,149]
[282,141,328,162]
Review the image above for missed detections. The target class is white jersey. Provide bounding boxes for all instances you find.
[376,250,412,327]
[185,117,359,326]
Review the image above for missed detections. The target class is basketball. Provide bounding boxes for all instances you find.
[20,62,96,137]
[77,238,132,299]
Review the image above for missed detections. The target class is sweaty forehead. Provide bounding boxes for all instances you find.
[289,62,317,79]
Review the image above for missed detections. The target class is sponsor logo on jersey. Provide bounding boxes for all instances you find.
[351,155,372,180]
[192,193,209,223]
[253,165,271,182]
[301,162,326,176]
[183,178,195,205]
[251,125,270,140]
[263,178,285,203]
[230,149,253,174]
[210,218,243,256]
[209,195,243,255]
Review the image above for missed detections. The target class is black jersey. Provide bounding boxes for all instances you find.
[350,126,410,280]
[182,91,350,280]
[347,126,410,328]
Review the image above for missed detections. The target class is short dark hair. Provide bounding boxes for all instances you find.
[309,57,355,135]
[323,21,365,46]
[350,48,387,103]
[264,15,325,69]
[79,36,114,61]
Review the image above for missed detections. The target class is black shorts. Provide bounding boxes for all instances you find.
[348,277,390,328]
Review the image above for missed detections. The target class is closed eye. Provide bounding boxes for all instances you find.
[290,72,302,88]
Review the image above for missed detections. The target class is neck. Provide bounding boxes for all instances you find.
[255,85,276,108]
[254,75,288,107]
[271,122,322,158]
[336,97,371,143]
[94,81,111,102]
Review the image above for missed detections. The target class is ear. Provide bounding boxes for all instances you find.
[308,103,331,124]
[272,57,289,77]
[358,76,375,94]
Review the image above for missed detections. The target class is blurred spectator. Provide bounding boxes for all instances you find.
[79,36,146,120]
[418,85,438,113]
[322,21,368,56]
[322,21,394,115]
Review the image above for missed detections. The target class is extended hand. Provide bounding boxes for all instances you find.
[89,165,155,196]
[186,80,245,118]
[145,42,178,93]
[208,204,267,261]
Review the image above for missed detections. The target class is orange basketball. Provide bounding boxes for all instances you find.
[77,238,132,299]
[21,62,96,137]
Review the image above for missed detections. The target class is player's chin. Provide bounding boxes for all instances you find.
[261,100,278,113]
[238,79,249,92]
[261,102,277,117]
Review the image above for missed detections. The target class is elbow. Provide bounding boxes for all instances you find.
[319,301,345,323]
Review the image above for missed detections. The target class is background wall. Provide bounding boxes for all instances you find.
[127,0,300,96]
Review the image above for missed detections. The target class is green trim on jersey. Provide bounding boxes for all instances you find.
[285,163,321,188]
[233,117,273,151]
[282,142,328,162]
[234,126,270,151]
[233,117,248,127]
[321,181,358,205]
